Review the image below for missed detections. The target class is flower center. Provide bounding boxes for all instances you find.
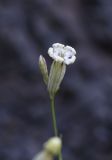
[59,52,64,58]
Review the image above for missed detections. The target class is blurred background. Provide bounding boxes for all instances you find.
[0,0,112,160]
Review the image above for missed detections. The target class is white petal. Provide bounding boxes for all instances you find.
[65,46,76,55]
[48,47,54,58]
[64,56,76,65]
[53,43,64,48]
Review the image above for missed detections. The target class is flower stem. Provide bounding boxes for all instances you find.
[50,96,58,136]
[50,96,63,160]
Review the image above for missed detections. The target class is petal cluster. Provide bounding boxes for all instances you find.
[48,43,76,65]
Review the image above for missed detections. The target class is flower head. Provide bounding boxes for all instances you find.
[48,43,76,65]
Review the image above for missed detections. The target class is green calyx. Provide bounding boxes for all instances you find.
[47,61,66,99]
[39,56,66,99]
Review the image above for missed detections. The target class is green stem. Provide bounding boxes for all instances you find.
[50,96,63,160]
[50,96,58,136]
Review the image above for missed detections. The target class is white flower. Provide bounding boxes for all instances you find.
[48,43,76,65]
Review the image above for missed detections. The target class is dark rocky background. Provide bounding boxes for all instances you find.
[0,0,112,160]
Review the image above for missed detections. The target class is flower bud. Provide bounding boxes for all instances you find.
[39,55,48,85]
[48,61,66,99]
[44,137,62,156]
[33,151,53,160]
